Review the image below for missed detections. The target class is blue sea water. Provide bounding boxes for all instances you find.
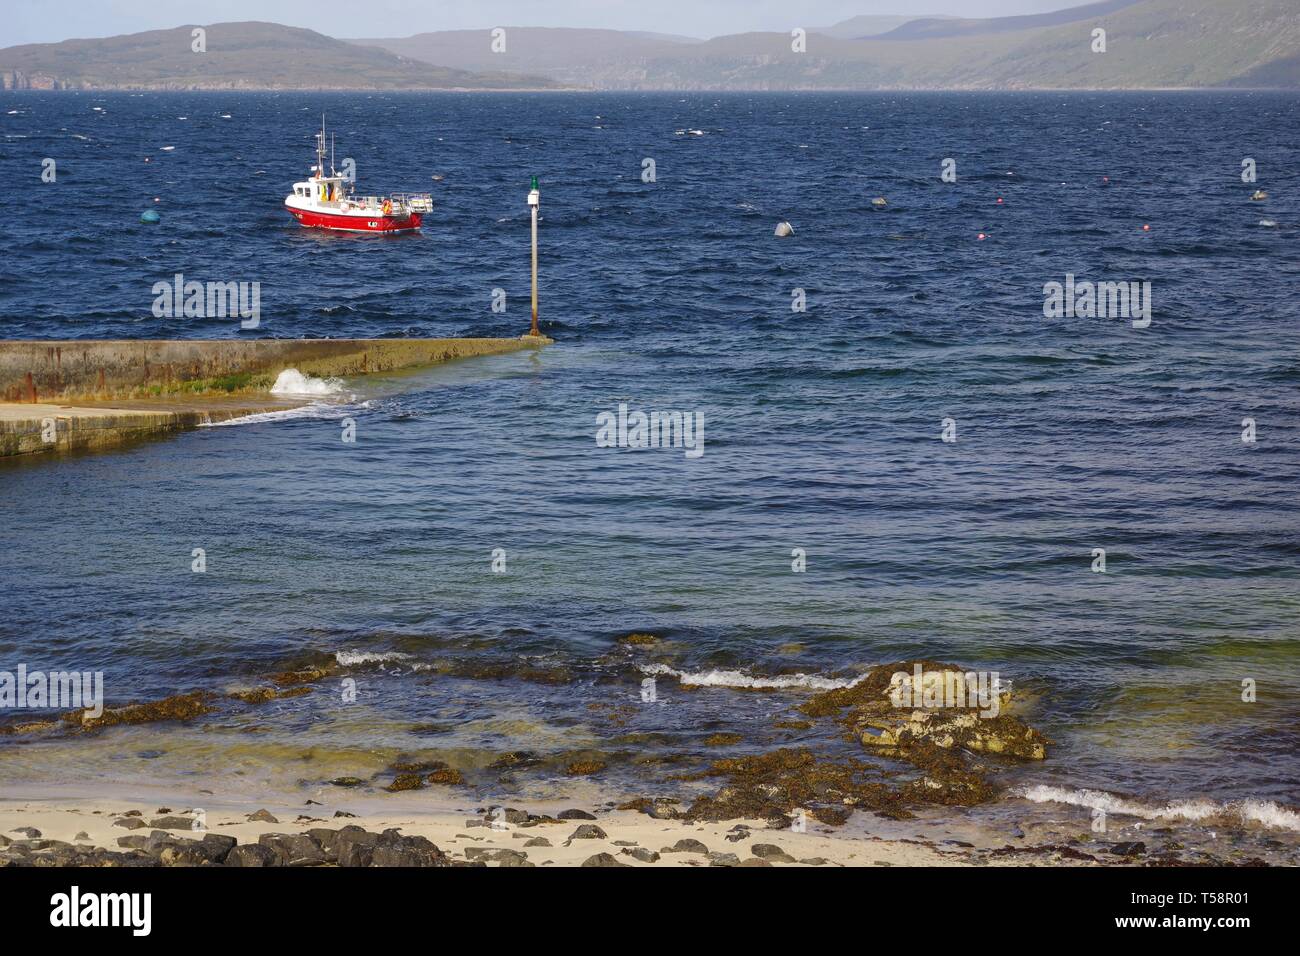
[0,91,1297,846]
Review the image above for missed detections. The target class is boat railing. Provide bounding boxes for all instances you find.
[341,193,433,214]
[391,192,434,212]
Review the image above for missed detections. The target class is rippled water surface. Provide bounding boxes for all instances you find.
[1,91,1297,848]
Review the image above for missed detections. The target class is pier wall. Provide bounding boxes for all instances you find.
[0,337,549,403]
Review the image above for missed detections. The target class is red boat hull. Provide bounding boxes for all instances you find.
[286,204,422,233]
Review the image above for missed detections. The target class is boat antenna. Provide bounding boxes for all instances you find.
[331,133,336,177]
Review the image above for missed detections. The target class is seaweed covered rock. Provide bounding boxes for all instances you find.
[802,660,1048,764]
[70,691,215,732]
[678,661,1050,826]
[682,748,912,824]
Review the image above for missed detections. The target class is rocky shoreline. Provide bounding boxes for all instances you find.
[1,655,1292,866]
[0,794,1275,868]
[0,800,1184,868]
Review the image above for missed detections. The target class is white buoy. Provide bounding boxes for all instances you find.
[871,197,887,207]
[774,221,794,237]
[1251,190,1268,201]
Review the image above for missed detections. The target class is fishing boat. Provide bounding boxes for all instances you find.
[284,117,432,234]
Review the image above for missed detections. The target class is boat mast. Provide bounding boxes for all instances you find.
[315,113,326,179]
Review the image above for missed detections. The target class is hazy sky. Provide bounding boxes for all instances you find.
[4,0,1091,46]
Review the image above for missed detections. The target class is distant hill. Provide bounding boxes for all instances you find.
[3,2,1297,93]
[351,28,696,89]
[358,0,1300,90]
[815,15,951,40]
[0,21,559,91]
[877,0,1141,40]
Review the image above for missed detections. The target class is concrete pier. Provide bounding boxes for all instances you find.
[0,337,551,457]
[0,337,550,404]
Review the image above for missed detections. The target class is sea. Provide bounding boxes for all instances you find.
[1,90,1297,859]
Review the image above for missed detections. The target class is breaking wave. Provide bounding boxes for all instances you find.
[335,650,412,666]
[640,663,864,691]
[1015,784,1300,832]
[269,368,350,397]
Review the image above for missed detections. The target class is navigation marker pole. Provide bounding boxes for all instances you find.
[527,176,541,337]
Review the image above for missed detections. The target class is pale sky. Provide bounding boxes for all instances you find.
[4,0,1097,46]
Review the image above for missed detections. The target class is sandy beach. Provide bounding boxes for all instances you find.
[0,789,1084,868]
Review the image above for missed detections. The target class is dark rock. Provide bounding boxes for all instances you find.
[485,807,529,825]
[581,852,629,867]
[334,810,358,818]
[258,832,325,866]
[662,838,709,855]
[565,824,607,842]
[524,837,552,848]
[144,831,181,854]
[225,844,276,867]
[247,809,279,824]
[336,826,381,868]
[307,828,342,859]
[159,843,219,866]
[113,817,147,830]
[1110,841,1146,856]
[800,857,829,866]
[200,833,237,863]
[621,847,660,863]
[708,852,741,867]
[464,847,529,866]
[371,843,446,867]
[751,843,797,863]
[10,828,40,838]
[150,816,198,830]
[557,809,597,820]
[366,829,448,867]
[329,777,366,787]
[117,836,150,850]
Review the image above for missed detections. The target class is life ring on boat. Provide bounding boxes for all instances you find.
[382,199,393,216]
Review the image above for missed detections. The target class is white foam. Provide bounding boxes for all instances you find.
[640,663,864,691]
[199,404,344,427]
[269,368,349,397]
[335,650,412,666]
[1016,784,1300,832]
